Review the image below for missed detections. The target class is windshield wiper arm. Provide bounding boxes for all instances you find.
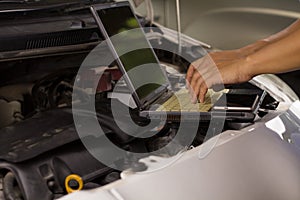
[0,0,28,3]
[0,2,83,13]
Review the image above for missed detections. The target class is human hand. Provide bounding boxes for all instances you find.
[186,51,252,103]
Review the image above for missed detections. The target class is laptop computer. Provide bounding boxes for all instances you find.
[89,1,265,122]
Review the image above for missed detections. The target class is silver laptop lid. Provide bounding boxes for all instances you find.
[90,2,170,109]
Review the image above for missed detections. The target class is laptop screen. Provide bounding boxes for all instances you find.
[96,4,169,103]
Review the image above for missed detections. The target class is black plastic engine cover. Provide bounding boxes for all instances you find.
[0,108,124,200]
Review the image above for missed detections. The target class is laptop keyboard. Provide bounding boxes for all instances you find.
[156,88,224,112]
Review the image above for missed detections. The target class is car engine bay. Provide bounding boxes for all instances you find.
[0,1,294,200]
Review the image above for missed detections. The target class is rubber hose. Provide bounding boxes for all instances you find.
[3,172,22,200]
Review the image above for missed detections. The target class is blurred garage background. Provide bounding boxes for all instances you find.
[128,0,300,50]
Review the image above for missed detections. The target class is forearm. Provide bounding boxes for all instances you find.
[244,28,300,77]
[186,20,300,103]
[238,19,300,56]
[262,19,300,43]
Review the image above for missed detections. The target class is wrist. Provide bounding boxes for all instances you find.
[238,55,256,82]
[239,40,269,57]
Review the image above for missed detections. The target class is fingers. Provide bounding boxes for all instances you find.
[192,76,205,103]
[185,55,224,103]
[190,71,201,91]
[198,84,208,104]
[187,69,202,103]
[189,68,215,103]
[186,63,195,84]
[186,58,206,85]
[186,59,210,103]
[191,75,209,104]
